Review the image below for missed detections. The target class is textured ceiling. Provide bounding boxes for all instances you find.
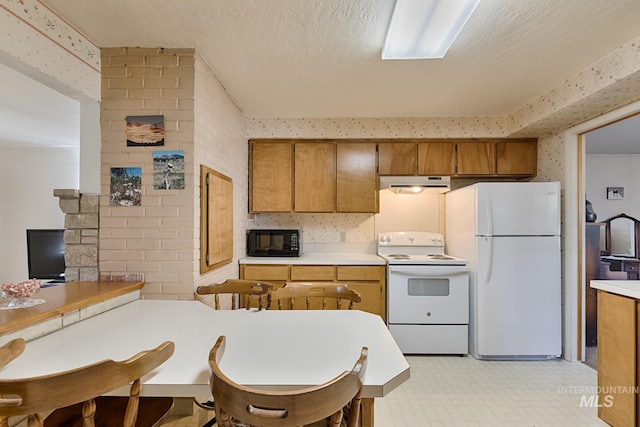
[43,0,640,119]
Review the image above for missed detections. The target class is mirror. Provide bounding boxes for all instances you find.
[601,213,640,258]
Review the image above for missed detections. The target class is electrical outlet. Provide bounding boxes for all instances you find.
[340,231,346,242]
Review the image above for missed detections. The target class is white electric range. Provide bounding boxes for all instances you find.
[378,231,470,354]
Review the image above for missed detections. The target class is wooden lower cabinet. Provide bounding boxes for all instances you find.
[240,264,386,320]
[597,290,639,427]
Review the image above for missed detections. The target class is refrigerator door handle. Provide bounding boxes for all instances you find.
[483,237,493,283]
[479,189,493,236]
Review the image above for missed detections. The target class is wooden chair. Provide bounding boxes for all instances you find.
[195,279,274,426]
[0,339,25,369]
[209,335,367,427]
[270,282,362,310]
[0,341,175,427]
[196,279,274,310]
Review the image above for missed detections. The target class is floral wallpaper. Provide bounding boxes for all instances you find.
[0,0,100,100]
[246,117,507,139]
[508,35,640,137]
[253,213,374,244]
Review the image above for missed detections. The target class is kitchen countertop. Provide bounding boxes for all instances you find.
[0,281,143,335]
[590,280,640,299]
[240,253,386,265]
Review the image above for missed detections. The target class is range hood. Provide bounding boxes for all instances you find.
[380,176,450,194]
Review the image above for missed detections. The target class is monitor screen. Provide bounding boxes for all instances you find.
[26,229,66,281]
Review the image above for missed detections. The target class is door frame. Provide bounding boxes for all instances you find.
[563,99,640,362]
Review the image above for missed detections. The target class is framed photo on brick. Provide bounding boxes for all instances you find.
[110,167,142,206]
[153,150,185,190]
[126,115,164,146]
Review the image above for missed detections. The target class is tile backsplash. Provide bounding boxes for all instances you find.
[251,213,375,244]
[251,189,443,247]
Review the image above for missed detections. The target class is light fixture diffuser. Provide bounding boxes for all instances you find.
[382,0,481,60]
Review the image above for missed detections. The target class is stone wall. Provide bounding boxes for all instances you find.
[54,189,99,282]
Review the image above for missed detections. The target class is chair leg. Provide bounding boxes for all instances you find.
[194,398,216,427]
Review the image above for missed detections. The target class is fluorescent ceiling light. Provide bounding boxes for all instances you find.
[382,0,481,60]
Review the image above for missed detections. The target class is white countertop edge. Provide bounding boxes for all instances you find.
[590,280,640,299]
[240,254,386,265]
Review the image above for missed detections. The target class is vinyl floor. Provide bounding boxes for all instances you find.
[162,354,607,427]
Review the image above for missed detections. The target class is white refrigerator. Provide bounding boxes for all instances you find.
[445,182,561,359]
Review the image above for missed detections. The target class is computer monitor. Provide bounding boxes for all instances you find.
[26,229,66,281]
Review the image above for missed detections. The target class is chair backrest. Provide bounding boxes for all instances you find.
[271,282,362,310]
[209,336,367,427]
[196,279,274,310]
[0,339,25,369]
[0,341,174,427]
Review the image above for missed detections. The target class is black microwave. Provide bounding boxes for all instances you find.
[247,229,301,257]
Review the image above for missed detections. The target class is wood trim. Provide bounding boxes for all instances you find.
[577,134,585,361]
[200,165,234,274]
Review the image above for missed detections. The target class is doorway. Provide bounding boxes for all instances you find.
[563,100,640,365]
[581,112,640,369]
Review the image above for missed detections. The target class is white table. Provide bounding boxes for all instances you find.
[0,300,410,426]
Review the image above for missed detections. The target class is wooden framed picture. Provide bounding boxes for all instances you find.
[607,187,624,200]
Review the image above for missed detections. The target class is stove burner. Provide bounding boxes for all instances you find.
[426,254,456,260]
[388,254,410,259]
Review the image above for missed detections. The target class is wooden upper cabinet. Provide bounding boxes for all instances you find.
[294,142,335,212]
[456,141,496,175]
[456,139,537,177]
[336,142,378,213]
[378,142,417,175]
[250,141,293,212]
[249,139,537,214]
[417,142,456,175]
[496,140,537,176]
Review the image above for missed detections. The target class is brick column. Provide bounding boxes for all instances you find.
[54,189,100,282]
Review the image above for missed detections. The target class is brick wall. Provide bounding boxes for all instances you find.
[100,48,196,299]
[193,53,249,288]
[99,47,247,299]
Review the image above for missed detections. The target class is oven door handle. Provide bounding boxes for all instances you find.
[388,266,469,277]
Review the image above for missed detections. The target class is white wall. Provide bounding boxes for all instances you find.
[585,154,640,222]
[0,147,79,282]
